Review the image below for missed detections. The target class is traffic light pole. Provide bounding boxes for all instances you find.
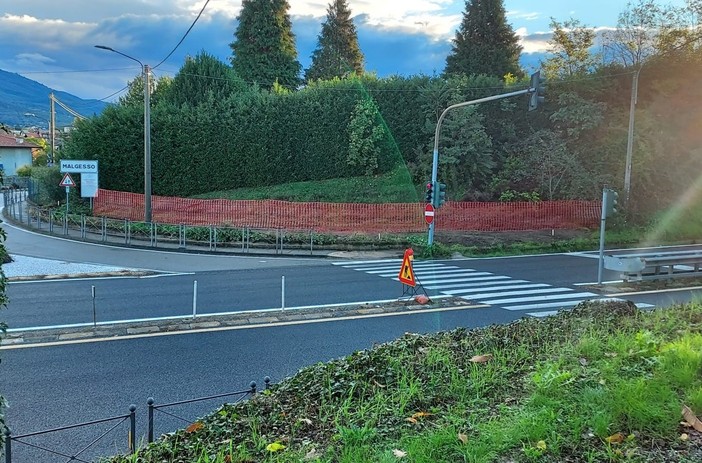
[428,87,534,246]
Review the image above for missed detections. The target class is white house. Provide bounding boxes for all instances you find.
[0,133,36,175]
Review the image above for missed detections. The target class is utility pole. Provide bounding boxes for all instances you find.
[623,67,641,203]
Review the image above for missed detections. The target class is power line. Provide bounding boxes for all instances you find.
[153,0,211,70]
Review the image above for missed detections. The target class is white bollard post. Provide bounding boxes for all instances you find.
[192,280,198,318]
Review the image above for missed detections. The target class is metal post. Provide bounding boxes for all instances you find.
[101,216,107,242]
[264,376,271,390]
[597,188,608,285]
[428,88,532,246]
[144,64,152,223]
[250,381,257,395]
[624,68,640,203]
[4,427,11,463]
[281,276,285,310]
[192,280,198,318]
[129,404,137,453]
[92,285,97,327]
[147,397,155,443]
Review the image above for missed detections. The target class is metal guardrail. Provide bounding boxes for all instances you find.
[604,250,702,281]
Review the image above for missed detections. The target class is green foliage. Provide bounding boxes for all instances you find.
[305,0,364,82]
[444,0,523,79]
[15,165,32,177]
[347,98,384,176]
[28,166,63,206]
[107,302,702,462]
[230,0,302,90]
[542,18,601,79]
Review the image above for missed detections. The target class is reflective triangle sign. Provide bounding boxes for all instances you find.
[59,173,76,187]
[398,254,416,287]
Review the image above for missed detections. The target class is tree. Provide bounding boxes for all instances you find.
[347,98,384,176]
[118,73,171,107]
[230,0,302,90]
[305,0,364,82]
[163,52,248,107]
[444,0,523,80]
[542,18,600,79]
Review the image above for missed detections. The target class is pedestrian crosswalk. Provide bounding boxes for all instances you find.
[333,259,654,317]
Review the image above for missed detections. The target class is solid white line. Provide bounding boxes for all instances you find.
[425,278,524,290]
[484,291,598,305]
[1,303,491,350]
[332,259,402,266]
[7,273,192,284]
[445,284,552,295]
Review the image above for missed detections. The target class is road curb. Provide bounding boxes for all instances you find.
[2,297,485,348]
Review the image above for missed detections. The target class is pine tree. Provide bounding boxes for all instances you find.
[444,0,523,80]
[305,0,364,82]
[230,0,302,90]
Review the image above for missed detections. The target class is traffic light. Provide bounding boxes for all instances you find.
[603,188,619,218]
[436,182,447,208]
[528,70,546,111]
[425,181,434,204]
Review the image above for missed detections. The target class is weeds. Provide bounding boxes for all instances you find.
[109,301,702,462]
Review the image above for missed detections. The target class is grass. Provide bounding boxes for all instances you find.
[109,300,702,462]
[191,166,419,204]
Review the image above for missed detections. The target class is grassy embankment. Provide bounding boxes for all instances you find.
[111,300,702,462]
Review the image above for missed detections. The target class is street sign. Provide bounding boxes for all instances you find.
[60,160,98,173]
[398,249,416,287]
[59,173,76,188]
[424,203,435,225]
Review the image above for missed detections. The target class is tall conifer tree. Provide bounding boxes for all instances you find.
[305,0,364,82]
[230,0,302,90]
[444,0,523,79]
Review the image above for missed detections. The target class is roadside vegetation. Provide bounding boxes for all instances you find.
[110,301,702,462]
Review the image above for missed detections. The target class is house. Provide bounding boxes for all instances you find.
[0,133,37,175]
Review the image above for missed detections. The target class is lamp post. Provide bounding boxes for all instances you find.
[95,45,152,223]
[623,66,642,204]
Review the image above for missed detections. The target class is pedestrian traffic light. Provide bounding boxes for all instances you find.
[425,181,434,204]
[528,70,546,111]
[437,182,447,208]
[603,188,619,218]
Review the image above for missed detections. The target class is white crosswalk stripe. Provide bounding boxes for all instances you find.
[333,259,655,316]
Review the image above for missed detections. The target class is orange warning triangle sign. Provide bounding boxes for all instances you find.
[398,254,416,287]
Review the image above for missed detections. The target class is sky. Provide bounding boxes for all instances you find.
[0,0,689,104]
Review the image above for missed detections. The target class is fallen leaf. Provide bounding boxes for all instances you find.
[536,440,547,450]
[411,411,433,419]
[579,358,589,366]
[185,422,204,433]
[682,406,702,432]
[458,433,468,444]
[680,433,689,441]
[393,449,407,458]
[266,442,286,452]
[298,418,313,425]
[304,448,319,460]
[372,379,386,388]
[606,432,624,444]
[405,417,418,424]
[470,354,493,363]
[604,352,618,357]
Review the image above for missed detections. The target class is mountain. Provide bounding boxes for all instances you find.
[0,69,108,129]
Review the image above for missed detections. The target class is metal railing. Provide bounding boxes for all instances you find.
[604,250,702,281]
[146,377,270,443]
[3,192,384,256]
[3,405,136,463]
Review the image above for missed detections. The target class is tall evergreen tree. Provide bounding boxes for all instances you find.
[444,0,523,80]
[305,0,364,82]
[230,0,302,90]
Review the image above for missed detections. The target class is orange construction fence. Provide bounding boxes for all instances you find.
[93,189,600,233]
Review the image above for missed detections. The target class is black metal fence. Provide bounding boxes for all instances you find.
[3,405,136,463]
[2,377,271,463]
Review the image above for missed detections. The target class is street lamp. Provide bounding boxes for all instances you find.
[624,67,642,204]
[95,45,152,223]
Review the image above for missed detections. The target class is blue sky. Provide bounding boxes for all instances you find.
[0,1,688,102]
